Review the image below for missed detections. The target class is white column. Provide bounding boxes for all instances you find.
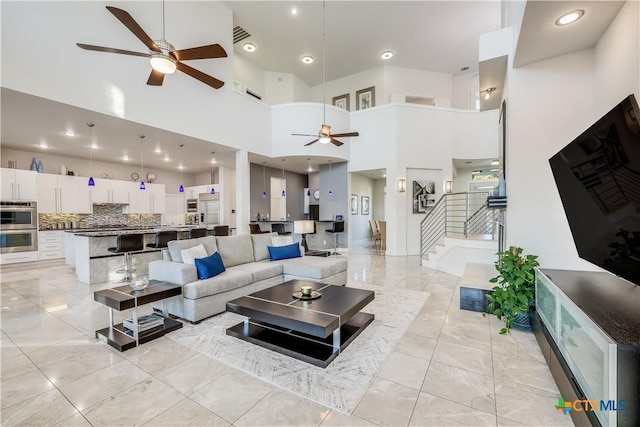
[235,150,250,235]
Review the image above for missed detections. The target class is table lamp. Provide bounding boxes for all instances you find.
[294,220,315,252]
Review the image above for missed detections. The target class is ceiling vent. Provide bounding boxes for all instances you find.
[233,26,251,44]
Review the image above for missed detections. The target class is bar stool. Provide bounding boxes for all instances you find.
[249,223,269,234]
[271,223,291,235]
[108,233,144,282]
[213,225,229,236]
[326,221,345,256]
[146,230,177,249]
[189,228,207,239]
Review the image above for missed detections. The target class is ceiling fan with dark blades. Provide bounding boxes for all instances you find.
[292,125,359,147]
[292,1,359,147]
[77,5,227,89]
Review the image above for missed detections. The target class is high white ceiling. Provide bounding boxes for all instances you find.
[226,1,502,86]
[1,1,626,176]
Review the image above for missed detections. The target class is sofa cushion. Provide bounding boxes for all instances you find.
[194,252,226,280]
[229,261,283,282]
[168,236,217,263]
[183,269,253,299]
[268,243,301,261]
[181,244,207,265]
[216,234,255,267]
[251,232,278,262]
[271,236,293,247]
[273,256,348,280]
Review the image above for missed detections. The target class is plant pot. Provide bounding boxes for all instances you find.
[511,309,532,330]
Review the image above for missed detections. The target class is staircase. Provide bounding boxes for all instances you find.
[420,192,505,276]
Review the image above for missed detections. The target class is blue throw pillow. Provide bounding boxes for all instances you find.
[194,251,226,280]
[267,242,301,261]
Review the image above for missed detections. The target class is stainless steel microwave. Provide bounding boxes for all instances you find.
[186,199,198,212]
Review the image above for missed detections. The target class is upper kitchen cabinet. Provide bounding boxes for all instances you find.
[129,183,166,214]
[90,178,131,205]
[37,173,91,213]
[1,168,37,201]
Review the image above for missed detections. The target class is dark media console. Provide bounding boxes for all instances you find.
[533,268,639,426]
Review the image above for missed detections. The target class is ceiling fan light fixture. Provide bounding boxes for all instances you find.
[319,136,331,144]
[150,54,177,74]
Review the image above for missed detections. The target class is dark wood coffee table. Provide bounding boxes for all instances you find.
[94,280,182,351]
[226,280,374,367]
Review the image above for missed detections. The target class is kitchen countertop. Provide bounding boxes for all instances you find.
[60,225,200,237]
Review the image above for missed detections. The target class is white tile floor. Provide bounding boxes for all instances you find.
[0,252,575,426]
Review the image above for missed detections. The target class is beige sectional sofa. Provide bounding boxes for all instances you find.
[148,232,347,323]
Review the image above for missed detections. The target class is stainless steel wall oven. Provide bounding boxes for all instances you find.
[0,201,38,253]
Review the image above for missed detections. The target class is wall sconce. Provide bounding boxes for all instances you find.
[484,87,496,100]
[396,178,406,193]
[444,181,453,193]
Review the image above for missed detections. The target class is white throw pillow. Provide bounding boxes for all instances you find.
[271,236,293,247]
[181,244,208,265]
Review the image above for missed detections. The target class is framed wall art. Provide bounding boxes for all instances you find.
[351,194,358,214]
[332,93,350,111]
[356,86,375,110]
[412,180,436,214]
[361,196,370,215]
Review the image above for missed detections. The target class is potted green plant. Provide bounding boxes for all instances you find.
[484,246,540,334]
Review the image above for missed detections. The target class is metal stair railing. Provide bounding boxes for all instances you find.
[420,191,495,259]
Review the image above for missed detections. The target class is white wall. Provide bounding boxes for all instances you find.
[594,0,640,115]
[508,51,596,270]
[452,110,500,159]
[452,72,479,109]
[264,72,294,105]
[310,67,386,108]
[350,173,374,243]
[234,55,266,99]
[506,1,639,271]
[384,66,453,107]
[372,179,386,221]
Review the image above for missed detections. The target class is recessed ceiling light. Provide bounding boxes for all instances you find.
[491,160,499,165]
[38,142,49,149]
[154,147,162,154]
[91,143,98,149]
[178,165,184,170]
[64,130,75,137]
[243,42,256,52]
[301,55,314,64]
[555,9,584,26]
[163,156,170,162]
[123,155,130,161]
[380,51,394,60]
[290,7,298,16]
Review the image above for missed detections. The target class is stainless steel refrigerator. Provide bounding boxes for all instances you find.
[198,193,220,227]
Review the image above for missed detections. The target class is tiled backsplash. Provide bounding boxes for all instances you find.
[39,205,161,230]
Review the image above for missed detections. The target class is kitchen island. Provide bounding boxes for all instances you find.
[69,226,195,284]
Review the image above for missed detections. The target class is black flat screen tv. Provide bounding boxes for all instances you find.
[549,94,640,286]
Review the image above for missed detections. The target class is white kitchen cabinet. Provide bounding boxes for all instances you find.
[38,230,64,260]
[37,173,91,213]
[90,178,131,205]
[129,183,165,213]
[185,185,209,199]
[1,168,38,200]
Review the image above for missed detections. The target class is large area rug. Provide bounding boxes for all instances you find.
[167,284,429,414]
